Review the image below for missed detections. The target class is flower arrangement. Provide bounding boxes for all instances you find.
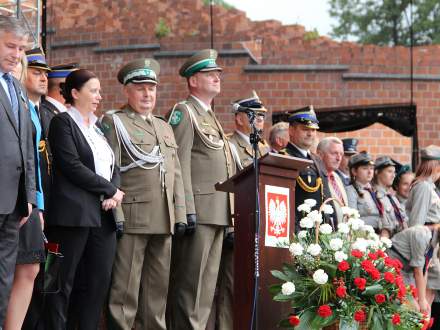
[271,198,432,330]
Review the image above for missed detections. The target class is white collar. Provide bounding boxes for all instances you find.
[46,96,68,113]
[68,106,98,128]
[292,142,309,158]
[190,94,211,112]
[235,129,250,145]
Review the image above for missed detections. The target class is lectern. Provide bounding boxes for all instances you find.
[216,152,312,330]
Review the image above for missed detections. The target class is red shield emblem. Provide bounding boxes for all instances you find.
[265,185,290,247]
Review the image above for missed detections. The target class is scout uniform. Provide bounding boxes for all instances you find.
[373,156,408,236]
[279,107,327,230]
[406,145,440,290]
[167,49,234,330]
[336,138,358,186]
[346,153,382,229]
[103,59,186,330]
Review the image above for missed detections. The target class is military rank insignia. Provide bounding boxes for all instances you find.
[169,110,182,125]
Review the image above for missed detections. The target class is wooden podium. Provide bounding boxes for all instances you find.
[216,152,312,330]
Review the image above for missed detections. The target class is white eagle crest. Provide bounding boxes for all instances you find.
[268,197,287,236]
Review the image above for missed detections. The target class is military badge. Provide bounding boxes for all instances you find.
[169,110,183,125]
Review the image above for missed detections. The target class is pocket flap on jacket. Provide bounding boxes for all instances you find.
[193,182,216,195]
[123,189,153,203]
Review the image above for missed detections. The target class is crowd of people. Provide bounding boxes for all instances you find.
[0,14,439,330]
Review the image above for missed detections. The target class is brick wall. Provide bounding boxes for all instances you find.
[45,0,440,165]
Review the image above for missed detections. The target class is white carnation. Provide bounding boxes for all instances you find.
[367,239,380,250]
[342,206,360,219]
[352,238,369,252]
[338,223,350,234]
[307,244,322,256]
[362,225,375,235]
[308,210,323,224]
[281,281,296,295]
[330,238,343,251]
[304,199,317,207]
[334,250,348,262]
[297,230,308,239]
[380,237,393,249]
[289,243,304,256]
[313,269,328,285]
[348,218,365,231]
[322,204,334,215]
[297,203,311,214]
[299,217,314,229]
[319,223,333,235]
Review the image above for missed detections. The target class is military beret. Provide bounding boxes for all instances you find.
[48,63,79,79]
[232,91,267,114]
[179,49,222,78]
[342,138,358,155]
[349,152,374,168]
[421,145,440,161]
[287,105,319,129]
[375,156,396,170]
[117,58,160,85]
[25,47,50,71]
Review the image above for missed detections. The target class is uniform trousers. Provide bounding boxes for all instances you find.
[216,245,233,330]
[43,211,116,330]
[0,208,20,327]
[108,233,171,330]
[170,224,224,330]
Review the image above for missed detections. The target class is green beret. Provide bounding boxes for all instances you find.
[179,49,222,78]
[117,58,160,85]
[421,145,440,161]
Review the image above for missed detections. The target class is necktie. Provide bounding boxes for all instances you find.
[386,194,404,225]
[365,187,384,217]
[328,172,345,206]
[3,73,19,126]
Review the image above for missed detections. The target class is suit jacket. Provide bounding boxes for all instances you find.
[0,75,36,215]
[47,112,119,227]
[102,106,186,234]
[228,130,269,168]
[168,95,234,226]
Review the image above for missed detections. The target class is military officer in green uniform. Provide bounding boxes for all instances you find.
[167,49,234,330]
[102,59,187,330]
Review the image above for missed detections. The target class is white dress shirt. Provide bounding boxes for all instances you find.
[68,107,114,181]
[46,96,68,113]
[0,69,13,105]
[191,94,211,112]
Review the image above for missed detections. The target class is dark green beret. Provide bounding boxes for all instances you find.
[179,49,222,78]
[117,58,160,85]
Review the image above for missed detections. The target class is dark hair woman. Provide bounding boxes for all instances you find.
[43,69,124,329]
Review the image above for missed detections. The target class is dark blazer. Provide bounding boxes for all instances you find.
[0,75,36,215]
[47,112,119,227]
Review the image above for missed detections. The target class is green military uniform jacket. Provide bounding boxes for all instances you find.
[102,105,186,234]
[168,95,234,226]
[227,130,269,168]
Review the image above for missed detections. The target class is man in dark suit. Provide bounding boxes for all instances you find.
[0,16,36,326]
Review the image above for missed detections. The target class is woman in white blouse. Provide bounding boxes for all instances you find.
[43,69,124,330]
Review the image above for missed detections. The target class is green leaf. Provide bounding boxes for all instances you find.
[279,318,294,328]
[370,310,384,330]
[271,270,291,282]
[273,293,293,302]
[295,309,316,330]
[362,284,383,296]
[321,262,337,278]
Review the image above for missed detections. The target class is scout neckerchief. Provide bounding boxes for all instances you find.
[365,187,384,217]
[386,194,405,225]
[423,228,437,275]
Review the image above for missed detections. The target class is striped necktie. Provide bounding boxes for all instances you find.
[3,73,19,126]
[329,172,345,206]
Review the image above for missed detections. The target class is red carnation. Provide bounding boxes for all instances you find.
[395,275,404,287]
[317,305,333,318]
[392,313,401,325]
[361,259,375,272]
[354,309,366,322]
[338,261,350,272]
[409,284,418,298]
[376,250,385,258]
[375,294,386,304]
[288,315,300,326]
[336,286,347,298]
[369,268,381,280]
[354,277,367,291]
[351,249,363,258]
[368,252,378,260]
[429,318,435,328]
[384,272,395,283]
[384,257,395,267]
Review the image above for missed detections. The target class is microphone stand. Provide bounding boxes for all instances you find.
[247,110,262,330]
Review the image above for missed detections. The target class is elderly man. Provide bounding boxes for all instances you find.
[103,59,186,330]
[317,137,348,227]
[268,121,289,153]
[0,16,36,326]
[167,49,234,330]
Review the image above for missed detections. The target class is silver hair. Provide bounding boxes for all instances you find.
[0,15,28,37]
[269,122,289,145]
[317,136,343,153]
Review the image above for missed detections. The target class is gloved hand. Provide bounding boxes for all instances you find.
[224,231,234,249]
[174,222,187,237]
[186,214,197,235]
[115,221,124,239]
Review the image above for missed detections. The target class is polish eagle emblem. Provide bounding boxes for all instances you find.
[268,197,287,236]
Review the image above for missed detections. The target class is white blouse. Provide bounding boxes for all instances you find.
[68,107,114,182]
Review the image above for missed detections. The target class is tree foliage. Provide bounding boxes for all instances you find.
[202,0,235,10]
[329,0,440,46]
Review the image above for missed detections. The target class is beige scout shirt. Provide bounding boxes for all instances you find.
[346,182,381,228]
[102,106,186,234]
[407,178,440,226]
[375,185,408,236]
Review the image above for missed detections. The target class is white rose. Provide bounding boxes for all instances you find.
[289,243,304,256]
[300,217,314,229]
[322,204,334,215]
[297,203,311,214]
[313,269,328,285]
[308,210,323,224]
[380,237,393,249]
[338,223,350,234]
[352,238,368,252]
[304,199,317,207]
[319,223,333,235]
[334,250,348,262]
[281,281,296,295]
[330,238,343,251]
[307,244,322,256]
[297,230,308,239]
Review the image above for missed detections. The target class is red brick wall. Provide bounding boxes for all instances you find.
[45,0,440,165]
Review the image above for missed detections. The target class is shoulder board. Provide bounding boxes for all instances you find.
[154,115,167,122]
